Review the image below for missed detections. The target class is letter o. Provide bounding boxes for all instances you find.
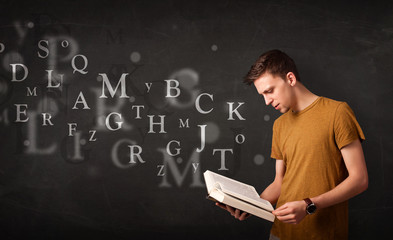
[235,134,245,144]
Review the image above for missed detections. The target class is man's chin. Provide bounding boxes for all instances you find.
[280,108,290,113]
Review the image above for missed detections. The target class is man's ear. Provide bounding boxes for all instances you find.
[286,72,297,86]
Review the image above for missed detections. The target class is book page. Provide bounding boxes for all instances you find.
[207,171,274,211]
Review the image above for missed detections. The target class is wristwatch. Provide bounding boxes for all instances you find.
[303,198,317,214]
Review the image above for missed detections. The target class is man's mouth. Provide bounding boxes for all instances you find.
[275,104,280,109]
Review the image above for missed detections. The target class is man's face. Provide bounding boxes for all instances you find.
[253,72,294,113]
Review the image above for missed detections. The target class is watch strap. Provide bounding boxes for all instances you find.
[304,198,312,205]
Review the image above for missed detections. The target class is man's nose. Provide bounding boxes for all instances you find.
[265,97,273,106]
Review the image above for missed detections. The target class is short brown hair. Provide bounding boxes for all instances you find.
[243,49,301,85]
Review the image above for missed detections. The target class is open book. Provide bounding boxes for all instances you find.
[204,170,275,222]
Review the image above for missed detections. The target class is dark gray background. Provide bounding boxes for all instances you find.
[0,0,392,239]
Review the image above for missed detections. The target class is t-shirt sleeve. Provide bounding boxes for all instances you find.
[271,120,283,160]
[334,102,365,150]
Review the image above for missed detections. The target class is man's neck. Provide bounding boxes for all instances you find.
[291,84,319,113]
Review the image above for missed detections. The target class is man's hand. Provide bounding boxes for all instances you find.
[272,200,307,224]
[215,203,251,221]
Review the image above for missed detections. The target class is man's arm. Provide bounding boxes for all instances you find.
[273,139,368,224]
[215,159,286,221]
[260,159,285,205]
[311,138,368,208]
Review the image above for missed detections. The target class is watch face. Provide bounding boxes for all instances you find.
[307,203,316,214]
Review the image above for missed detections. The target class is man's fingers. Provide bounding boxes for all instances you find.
[273,206,290,216]
[276,214,295,221]
[234,209,241,218]
[274,203,287,211]
[226,205,235,215]
[239,211,250,221]
[235,209,251,221]
[215,203,235,216]
[214,203,250,221]
[215,202,227,210]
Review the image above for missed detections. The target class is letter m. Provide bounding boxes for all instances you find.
[99,73,130,98]
[157,148,203,188]
[106,29,124,44]
[27,87,37,96]
[179,118,189,128]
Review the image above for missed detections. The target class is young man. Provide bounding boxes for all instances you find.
[216,49,368,239]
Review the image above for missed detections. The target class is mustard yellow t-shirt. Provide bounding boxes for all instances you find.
[270,97,365,240]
